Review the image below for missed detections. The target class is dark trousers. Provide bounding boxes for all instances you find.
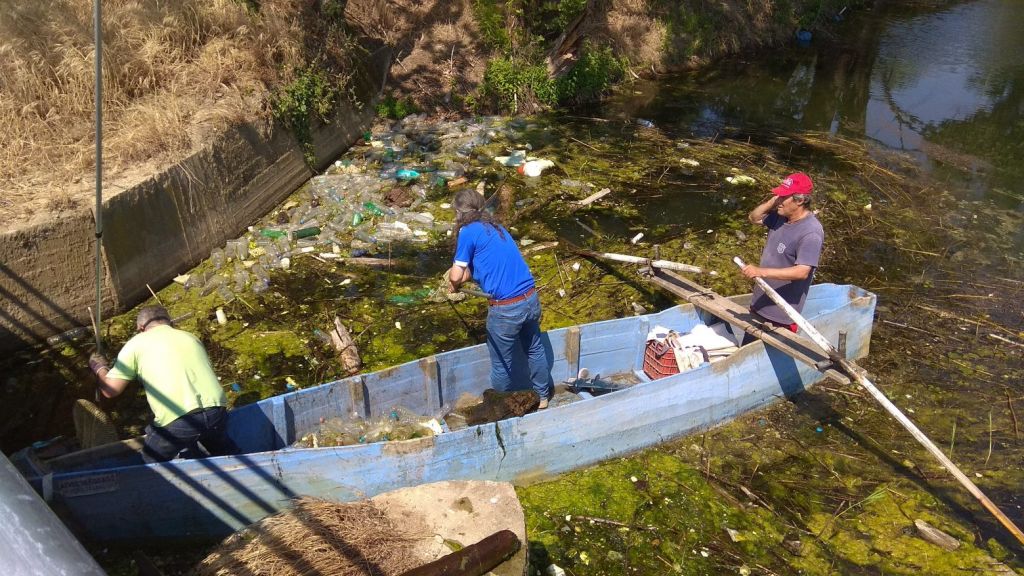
[741,312,799,346]
[143,406,240,463]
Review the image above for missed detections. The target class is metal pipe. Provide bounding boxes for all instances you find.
[93,0,104,353]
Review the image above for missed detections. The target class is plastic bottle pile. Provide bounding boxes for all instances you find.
[184,115,532,303]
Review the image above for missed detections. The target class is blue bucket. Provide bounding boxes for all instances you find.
[796,29,812,47]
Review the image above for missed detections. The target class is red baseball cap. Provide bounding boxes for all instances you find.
[772,172,813,196]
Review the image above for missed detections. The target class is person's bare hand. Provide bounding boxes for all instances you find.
[741,265,764,279]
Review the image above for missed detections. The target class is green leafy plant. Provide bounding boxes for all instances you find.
[272,67,340,165]
[481,57,557,113]
[472,0,511,50]
[556,45,626,104]
[376,96,421,120]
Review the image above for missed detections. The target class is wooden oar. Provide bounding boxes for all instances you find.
[573,247,702,274]
[733,256,1024,545]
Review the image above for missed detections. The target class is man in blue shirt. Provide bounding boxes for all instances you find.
[447,189,552,408]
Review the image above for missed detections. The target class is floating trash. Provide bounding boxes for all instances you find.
[518,159,554,177]
[726,175,756,185]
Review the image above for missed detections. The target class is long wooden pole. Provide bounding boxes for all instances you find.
[575,247,703,274]
[733,257,1024,545]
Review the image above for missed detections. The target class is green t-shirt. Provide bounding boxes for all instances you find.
[107,325,226,427]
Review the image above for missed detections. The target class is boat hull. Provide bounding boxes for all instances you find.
[16,284,875,544]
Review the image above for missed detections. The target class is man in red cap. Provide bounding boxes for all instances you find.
[740,172,824,339]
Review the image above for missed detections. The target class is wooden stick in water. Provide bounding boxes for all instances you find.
[733,256,1024,546]
[579,248,702,274]
[87,306,100,351]
[146,283,162,305]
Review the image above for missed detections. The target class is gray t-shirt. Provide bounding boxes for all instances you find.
[750,211,824,324]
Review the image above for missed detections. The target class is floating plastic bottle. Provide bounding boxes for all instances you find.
[201,275,226,296]
[251,263,269,282]
[362,201,385,217]
[259,228,287,239]
[312,328,333,346]
[351,212,364,227]
[216,283,235,303]
[376,221,413,241]
[636,118,655,128]
[291,226,321,240]
[210,248,226,269]
[233,270,250,291]
[46,326,92,346]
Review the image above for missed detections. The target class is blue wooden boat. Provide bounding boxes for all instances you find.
[13,276,875,544]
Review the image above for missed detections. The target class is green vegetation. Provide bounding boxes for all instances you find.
[273,67,341,165]
[472,0,512,51]
[481,58,558,112]
[556,45,627,105]
[376,95,422,120]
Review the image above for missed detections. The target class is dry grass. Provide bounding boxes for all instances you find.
[605,1,668,70]
[195,497,421,576]
[0,0,318,227]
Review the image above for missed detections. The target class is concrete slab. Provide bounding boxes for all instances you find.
[371,480,528,576]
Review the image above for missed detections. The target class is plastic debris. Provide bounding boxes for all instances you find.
[518,159,554,177]
[259,228,287,239]
[546,564,567,576]
[291,226,321,240]
[725,175,757,185]
[630,232,644,244]
[494,150,528,166]
[636,119,655,128]
[395,168,420,181]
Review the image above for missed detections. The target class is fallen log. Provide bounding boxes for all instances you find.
[398,529,520,576]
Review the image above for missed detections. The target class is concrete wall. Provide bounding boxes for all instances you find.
[0,45,390,354]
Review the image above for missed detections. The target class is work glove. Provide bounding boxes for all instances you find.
[429,271,467,303]
[88,353,110,375]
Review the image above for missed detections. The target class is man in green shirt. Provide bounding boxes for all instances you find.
[89,306,238,463]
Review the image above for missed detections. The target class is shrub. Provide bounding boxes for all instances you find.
[272,67,340,165]
[472,0,511,50]
[376,96,421,120]
[481,57,558,113]
[556,45,626,105]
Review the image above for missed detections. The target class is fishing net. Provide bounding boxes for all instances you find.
[195,497,421,576]
[72,399,119,449]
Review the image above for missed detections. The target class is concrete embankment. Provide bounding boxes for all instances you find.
[0,47,390,354]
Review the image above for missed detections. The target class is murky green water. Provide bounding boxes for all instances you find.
[3,1,1023,574]
[515,2,1024,574]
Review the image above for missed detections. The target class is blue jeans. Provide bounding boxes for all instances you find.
[485,292,551,397]
[143,406,240,463]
